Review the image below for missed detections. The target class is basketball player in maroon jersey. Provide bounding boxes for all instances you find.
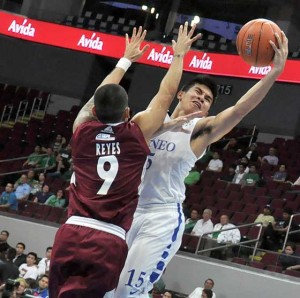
[49,23,201,298]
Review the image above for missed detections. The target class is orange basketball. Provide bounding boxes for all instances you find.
[236,19,282,66]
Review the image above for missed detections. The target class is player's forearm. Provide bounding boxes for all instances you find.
[233,68,282,117]
[158,55,184,102]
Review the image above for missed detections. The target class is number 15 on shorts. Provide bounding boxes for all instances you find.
[125,269,147,295]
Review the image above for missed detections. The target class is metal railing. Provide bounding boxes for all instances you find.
[185,222,264,261]
[282,213,300,251]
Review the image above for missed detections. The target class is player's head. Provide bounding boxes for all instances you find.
[177,75,218,116]
[94,84,129,123]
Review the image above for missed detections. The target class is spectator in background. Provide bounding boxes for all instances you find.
[49,134,66,153]
[19,252,38,280]
[0,183,18,211]
[163,291,173,298]
[33,274,49,298]
[0,247,19,282]
[37,247,52,277]
[279,242,300,271]
[219,165,236,182]
[188,278,216,298]
[223,137,243,153]
[31,172,46,196]
[33,185,52,204]
[232,164,246,184]
[191,209,214,237]
[184,209,200,233]
[260,147,279,166]
[14,170,37,189]
[12,277,30,298]
[0,231,11,253]
[206,152,223,172]
[13,242,27,267]
[245,143,259,162]
[14,175,31,201]
[22,145,42,168]
[58,143,72,168]
[272,164,288,182]
[37,147,56,174]
[206,214,241,260]
[242,164,260,186]
[235,156,249,174]
[184,166,201,186]
[254,205,275,227]
[45,190,66,208]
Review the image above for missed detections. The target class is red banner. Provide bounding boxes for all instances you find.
[0,11,299,83]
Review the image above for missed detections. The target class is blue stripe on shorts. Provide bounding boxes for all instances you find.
[149,203,183,283]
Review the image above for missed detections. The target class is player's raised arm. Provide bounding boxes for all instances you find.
[195,31,288,146]
[133,22,201,142]
[72,27,149,132]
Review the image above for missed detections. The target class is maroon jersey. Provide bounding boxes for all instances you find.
[69,120,150,231]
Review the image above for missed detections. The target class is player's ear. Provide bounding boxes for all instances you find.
[92,107,97,117]
[177,90,184,102]
[123,107,130,121]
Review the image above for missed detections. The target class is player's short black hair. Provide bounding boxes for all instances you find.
[180,75,218,103]
[94,84,128,123]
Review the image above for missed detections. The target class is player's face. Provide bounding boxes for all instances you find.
[178,83,213,116]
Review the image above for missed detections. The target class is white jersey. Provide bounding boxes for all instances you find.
[138,116,203,206]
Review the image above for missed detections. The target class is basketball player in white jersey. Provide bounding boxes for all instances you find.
[114,32,288,297]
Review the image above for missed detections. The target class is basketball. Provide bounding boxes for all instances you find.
[236,19,282,67]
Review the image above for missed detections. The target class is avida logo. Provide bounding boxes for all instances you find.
[147,47,173,64]
[8,19,35,37]
[249,66,272,75]
[77,33,103,50]
[189,53,213,70]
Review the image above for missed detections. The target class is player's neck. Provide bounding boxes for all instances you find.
[170,106,186,119]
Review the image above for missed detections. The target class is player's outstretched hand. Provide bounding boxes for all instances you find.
[124,26,150,62]
[172,21,202,57]
[153,111,203,136]
[270,31,288,73]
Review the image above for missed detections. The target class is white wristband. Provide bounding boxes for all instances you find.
[116,57,132,71]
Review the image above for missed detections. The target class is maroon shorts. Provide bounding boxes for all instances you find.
[49,223,127,298]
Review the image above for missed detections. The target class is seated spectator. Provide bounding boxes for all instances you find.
[279,242,300,271]
[0,183,18,211]
[37,147,56,173]
[184,166,201,186]
[33,185,53,204]
[235,156,249,174]
[205,215,241,259]
[188,278,216,298]
[0,247,19,281]
[46,153,70,179]
[43,134,66,153]
[260,147,279,166]
[15,170,37,189]
[61,161,73,182]
[245,143,259,162]
[31,173,46,195]
[14,175,32,201]
[223,137,243,153]
[232,164,246,184]
[163,291,173,298]
[37,247,52,277]
[0,230,11,253]
[33,274,49,298]
[13,277,30,298]
[185,209,200,234]
[241,164,260,186]
[22,145,42,168]
[45,190,66,208]
[19,252,38,280]
[206,152,223,172]
[254,205,275,227]
[262,207,299,251]
[272,164,288,182]
[58,143,72,168]
[219,165,235,182]
[191,209,214,237]
[13,242,27,267]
